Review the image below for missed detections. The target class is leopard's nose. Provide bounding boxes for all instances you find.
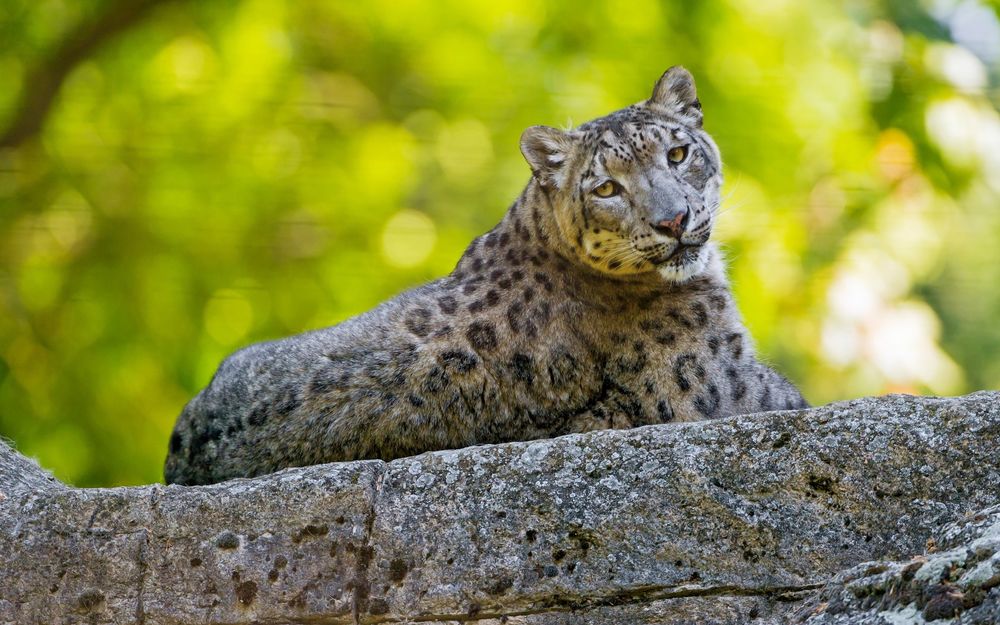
[651,211,689,239]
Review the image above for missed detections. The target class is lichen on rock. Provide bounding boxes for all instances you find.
[794,505,1000,624]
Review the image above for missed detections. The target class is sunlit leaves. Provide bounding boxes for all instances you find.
[0,0,998,486]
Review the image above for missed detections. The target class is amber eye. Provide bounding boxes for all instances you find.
[668,145,689,163]
[592,180,619,198]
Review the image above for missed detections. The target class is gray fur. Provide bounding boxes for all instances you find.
[165,67,808,485]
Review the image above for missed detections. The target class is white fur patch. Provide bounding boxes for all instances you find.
[657,245,711,283]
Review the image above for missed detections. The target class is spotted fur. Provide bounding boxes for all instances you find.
[165,67,808,485]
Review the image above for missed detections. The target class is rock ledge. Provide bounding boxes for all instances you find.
[1,392,998,624]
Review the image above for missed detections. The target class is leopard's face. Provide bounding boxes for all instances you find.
[521,67,722,283]
[567,111,722,281]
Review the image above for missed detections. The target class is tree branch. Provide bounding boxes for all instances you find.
[0,0,175,149]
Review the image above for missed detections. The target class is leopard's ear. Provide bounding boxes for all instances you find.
[650,66,703,126]
[520,125,575,187]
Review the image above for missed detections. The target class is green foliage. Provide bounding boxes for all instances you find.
[1,0,998,486]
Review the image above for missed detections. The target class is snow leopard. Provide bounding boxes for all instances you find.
[164,66,808,485]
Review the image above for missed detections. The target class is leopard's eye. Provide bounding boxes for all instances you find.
[592,180,619,198]
[668,145,689,164]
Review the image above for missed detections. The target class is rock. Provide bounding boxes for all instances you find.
[1,392,999,624]
[0,438,63,500]
[0,460,382,624]
[793,505,1000,624]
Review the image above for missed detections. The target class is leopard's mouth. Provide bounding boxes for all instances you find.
[652,242,703,266]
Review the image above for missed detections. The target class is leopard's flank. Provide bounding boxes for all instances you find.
[165,67,808,485]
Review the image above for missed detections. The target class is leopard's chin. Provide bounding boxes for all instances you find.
[655,244,708,283]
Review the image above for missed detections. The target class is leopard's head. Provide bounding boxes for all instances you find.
[520,67,722,283]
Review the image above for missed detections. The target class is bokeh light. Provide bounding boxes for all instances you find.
[1,0,999,486]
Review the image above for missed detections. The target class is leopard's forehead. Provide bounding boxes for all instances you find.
[576,105,693,140]
[570,104,718,173]
[577,105,659,132]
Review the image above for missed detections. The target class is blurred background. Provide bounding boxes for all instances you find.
[1,0,998,487]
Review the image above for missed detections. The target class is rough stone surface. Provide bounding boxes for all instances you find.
[0,436,63,499]
[0,461,381,624]
[1,391,999,624]
[793,505,1000,624]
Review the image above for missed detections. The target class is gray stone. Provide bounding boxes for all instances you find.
[0,437,63,499]
[793,505,1000,624]
[1,459,381,624]
[2,392,999,624]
